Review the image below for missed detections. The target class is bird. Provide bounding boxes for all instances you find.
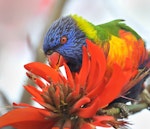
[43,14,150,103]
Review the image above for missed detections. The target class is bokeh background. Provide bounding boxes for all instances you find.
[0,0,150,129]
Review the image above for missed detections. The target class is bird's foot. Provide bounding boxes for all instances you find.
[110,103,129,118]
[97,103,129,118]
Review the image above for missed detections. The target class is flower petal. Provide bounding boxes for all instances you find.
[77,98,99,118]
[85,39,106,92]
[0,107,55,129]
[24,85,43,101]
[64,63,75,89]
[71,96,91,113]
[78,46,90,87]
[92,115,129,128]
[24,62,61,84]
[35,77,46,88]
[86,39,106,82]
[92,115,115,127]
[98,64,131,108]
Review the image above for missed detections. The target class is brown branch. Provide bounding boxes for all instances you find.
[98,103,149,118]
[20,0,68,103]
[97,86,150,118]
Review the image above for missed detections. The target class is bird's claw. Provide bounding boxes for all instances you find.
[111,103,129,118]
[97,103,130,118]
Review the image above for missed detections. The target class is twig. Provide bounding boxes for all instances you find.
[98,103,149,117]
[97,85,150,118]
[20,0,68,103]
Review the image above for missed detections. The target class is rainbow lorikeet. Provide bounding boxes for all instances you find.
[43,14,150,102]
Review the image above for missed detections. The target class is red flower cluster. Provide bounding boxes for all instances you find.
[0,40,145,129]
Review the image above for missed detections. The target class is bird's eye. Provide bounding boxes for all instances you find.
[60,36,68,44]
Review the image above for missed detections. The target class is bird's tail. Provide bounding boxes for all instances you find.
[115,50,150,103]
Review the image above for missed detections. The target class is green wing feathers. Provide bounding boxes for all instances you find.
[72,15,142,45]
[97,19,142,40]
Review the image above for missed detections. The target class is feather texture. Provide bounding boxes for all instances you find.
[43,14,150,102]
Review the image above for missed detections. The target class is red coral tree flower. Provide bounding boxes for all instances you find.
[0,40,135,129]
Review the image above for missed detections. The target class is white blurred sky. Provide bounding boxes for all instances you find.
[0,0,150,129]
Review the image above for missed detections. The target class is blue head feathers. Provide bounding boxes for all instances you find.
[43,16,86,71]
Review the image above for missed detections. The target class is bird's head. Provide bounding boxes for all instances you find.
[43,16,87,72]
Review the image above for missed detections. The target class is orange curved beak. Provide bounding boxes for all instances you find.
[47,52,66,70]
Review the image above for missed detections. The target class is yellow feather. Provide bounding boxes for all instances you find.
[107,35,133,68]
[71,14,99,42]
